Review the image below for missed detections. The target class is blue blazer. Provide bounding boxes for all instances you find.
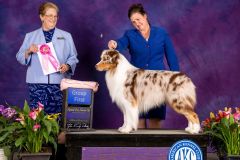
[16,28,79,84]
[116,26,179,71]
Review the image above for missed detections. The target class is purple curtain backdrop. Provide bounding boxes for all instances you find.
[0,0,239,129]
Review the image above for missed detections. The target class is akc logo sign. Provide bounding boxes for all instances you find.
[168,140,203,160]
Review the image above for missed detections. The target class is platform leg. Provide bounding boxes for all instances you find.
[201,147,207,160]
[66,147,82,160]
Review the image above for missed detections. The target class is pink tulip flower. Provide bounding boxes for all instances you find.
[33,124,41,132]
[37,102,44,112]
[29,111,37,120]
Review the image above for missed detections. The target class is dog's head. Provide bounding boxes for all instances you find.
[95,49,120,71]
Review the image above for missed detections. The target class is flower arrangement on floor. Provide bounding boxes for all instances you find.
[0,104,18,158]
[0,101,60,156]
[202,107,240,158]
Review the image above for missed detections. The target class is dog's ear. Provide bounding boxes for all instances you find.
[112,49,120,54]
[108,50,119,64]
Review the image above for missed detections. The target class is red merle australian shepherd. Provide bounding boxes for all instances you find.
[95,49,200,134]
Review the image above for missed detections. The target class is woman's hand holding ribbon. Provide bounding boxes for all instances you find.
[59,64,70,73]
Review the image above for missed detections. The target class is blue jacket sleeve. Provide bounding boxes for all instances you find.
[65,33,79,75]
[164,32,180,71]
[116,31,129,53]
[16,33,32,66]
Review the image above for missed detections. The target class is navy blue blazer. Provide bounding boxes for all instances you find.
[116,26,179,71]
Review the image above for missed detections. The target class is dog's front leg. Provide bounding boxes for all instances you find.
[118,103,139,133]
[129,106,139,131]
[118,106,127,131]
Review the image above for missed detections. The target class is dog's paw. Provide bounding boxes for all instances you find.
[118,126,132,133]
[118,126,125,132]
[185,123,200,134]
[133,126,138,131]
[185,122,193,133]
[192,123,200,134]
[185,126,191,133]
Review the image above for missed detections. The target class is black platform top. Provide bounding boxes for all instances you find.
[66,129,209,147]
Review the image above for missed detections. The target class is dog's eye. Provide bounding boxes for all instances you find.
[102,56,109,61]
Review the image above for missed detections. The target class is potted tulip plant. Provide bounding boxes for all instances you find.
[0,101,60,160]
[202,107,240,160]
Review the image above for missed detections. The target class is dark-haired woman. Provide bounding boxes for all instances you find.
[108,3,179,129]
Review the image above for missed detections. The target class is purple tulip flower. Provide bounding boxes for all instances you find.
[1,107,17,119]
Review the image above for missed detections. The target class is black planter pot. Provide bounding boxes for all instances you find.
[18,152,52,160]
[219,155,240,160]
[225,155,240,160]
[12,147,52,160]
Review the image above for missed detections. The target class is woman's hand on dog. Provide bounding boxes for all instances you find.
[108,40,117,49]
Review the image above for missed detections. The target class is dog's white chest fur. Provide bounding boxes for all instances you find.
[105,56,134,108]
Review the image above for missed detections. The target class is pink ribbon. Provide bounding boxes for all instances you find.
[39,44,59,72]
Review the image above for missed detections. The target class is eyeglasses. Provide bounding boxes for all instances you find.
[44,14,58,19]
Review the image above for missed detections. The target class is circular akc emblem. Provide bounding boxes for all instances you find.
[168,139,203,160]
